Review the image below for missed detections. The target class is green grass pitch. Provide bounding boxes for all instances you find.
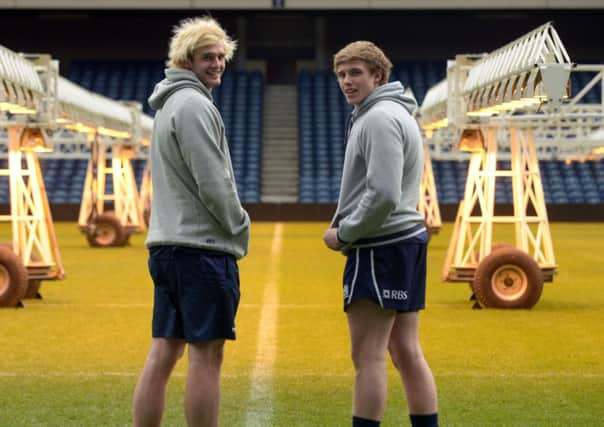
[1,222,603,426]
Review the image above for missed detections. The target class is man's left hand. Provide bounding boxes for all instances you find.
[323,228,342,251]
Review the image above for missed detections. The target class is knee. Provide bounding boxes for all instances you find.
[350,345,387,372]
[189,340,225,369]
[149,341,185,372]
[389,341,421,372]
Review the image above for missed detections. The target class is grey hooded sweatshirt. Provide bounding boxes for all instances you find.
[333,81,425,250]
[145,68,250,259]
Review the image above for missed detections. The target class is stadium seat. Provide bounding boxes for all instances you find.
[67,63,264,204]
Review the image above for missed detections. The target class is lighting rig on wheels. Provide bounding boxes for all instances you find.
[0,45,153,307]
[419,22,589,309]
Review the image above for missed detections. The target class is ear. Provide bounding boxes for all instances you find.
[373,71,383,85]
[182,59,192,70]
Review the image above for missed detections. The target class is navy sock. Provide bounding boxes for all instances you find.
[352,415,380,427]
[410,413,438,427]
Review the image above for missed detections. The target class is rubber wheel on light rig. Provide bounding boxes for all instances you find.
[472,247,544,309]
[491,242,514,253]
[0,246,29,308]
[0,243,44,299]
[85,211,127,247]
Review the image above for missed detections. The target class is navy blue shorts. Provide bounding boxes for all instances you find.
[343,232,428,312]
[148,246,240,342]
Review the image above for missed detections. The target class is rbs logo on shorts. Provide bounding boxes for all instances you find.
[383,289,408,300]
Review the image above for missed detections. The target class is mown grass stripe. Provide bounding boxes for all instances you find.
[244,223,283,427]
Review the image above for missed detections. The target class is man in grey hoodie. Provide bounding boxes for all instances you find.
[323,41,438,427]
[133,17,250,427]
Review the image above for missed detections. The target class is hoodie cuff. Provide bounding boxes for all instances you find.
[336,230,348,246]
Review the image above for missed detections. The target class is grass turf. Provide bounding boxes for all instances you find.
[0,222,603,426]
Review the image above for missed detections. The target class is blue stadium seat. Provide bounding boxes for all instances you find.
[68,63,264,204]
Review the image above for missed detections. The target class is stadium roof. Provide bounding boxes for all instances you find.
[0,0,603,10]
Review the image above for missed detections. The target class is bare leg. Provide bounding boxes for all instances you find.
[184,339,225,427]
[388,312,437,414]
[133,338,186,427]
[347,299,396,420]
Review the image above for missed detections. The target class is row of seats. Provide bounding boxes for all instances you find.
[0,156,602,205]
[297,63,447,203]
[298,71,349,202]
[427,159,604,205]
[297,64,603,204]
[69,61,164,115]
[68,61,263,202]
[0,158,146,205]
[2,62,601,205]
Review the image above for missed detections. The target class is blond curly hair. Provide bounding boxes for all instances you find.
[167,16,237,68]
[333,41,392,85]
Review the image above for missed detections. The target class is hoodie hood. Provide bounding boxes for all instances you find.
[148,68,212,111]
[352,81,417,119]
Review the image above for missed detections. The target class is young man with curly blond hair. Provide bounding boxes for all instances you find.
[323,41,438,427]
[133,16,250,427]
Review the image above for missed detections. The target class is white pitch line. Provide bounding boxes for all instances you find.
[2,370,603,379]
[32,303,333,309]
[244,222,283,427]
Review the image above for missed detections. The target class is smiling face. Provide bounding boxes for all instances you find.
[335,59,383,107]
[184,43,226,90]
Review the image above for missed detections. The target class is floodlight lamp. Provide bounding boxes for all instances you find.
[422,117,448,132]
[1,102,36,115]
[506,74,529,108]
[593,146,604,155]
[8,103,36,115]
[482,85,494,110]
[490,80,515,112]
[466,92,479,113]
[117,145,137,159]
[6,89,36,114]
[1,80,31,114]
[492,80,507,110]
[466,87,497,117]
[519,69,544,106]
[65,122,96,134]
[19,127,50,152]
[467,110,495,117]
[458,128,485,152]
[498,77,524,111]
[97,127,131,139]
[434,118,448,129]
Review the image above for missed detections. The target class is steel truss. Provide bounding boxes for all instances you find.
[419,22,585,308]
[78,137,145,247]
[0,127,64,305]
[442,126,555,282]
[418,145,441,234]
[1,43,153,306]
